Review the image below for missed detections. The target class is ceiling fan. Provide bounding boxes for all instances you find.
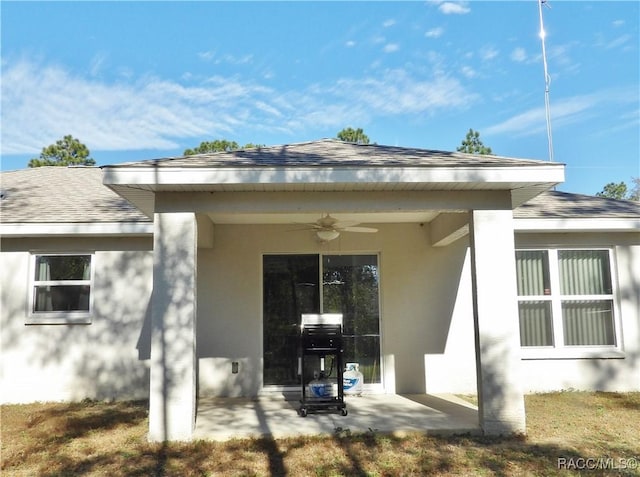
[300,214,378,242]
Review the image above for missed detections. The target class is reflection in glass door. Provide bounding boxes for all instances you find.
[262,254,380,386]
[263,255,319,386]
[323,255,380,385]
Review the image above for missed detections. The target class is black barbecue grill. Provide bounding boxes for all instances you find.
[298,313,347,417]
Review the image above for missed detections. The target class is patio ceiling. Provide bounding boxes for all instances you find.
[204,210,442,225]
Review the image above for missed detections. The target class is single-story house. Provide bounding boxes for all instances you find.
[1,139,639,442]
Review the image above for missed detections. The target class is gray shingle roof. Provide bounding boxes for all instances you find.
[0,167,150,223]
[103,138,558,169]
[2,162,637,225]
[514,190,640,219]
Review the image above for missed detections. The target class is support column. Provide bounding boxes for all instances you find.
[470,209,526,435]
[148,212,197,442]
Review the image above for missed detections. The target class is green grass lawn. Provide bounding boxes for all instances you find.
[2,392,639,476]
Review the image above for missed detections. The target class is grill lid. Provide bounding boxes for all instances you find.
[301,313,343,328]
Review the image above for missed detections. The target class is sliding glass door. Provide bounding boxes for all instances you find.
[263,254,380,386]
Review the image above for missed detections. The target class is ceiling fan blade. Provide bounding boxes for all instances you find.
[289,215,377,236]
[340,226,378,233]
[333,220,360,229]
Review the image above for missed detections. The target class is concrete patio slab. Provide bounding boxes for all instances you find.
[193,393,480,441]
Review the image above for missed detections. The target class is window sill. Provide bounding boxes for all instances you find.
[26,315,92,325]
[521,348,625,360]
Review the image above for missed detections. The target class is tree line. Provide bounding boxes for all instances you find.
[26,130,638,200]
[26,127,489,165]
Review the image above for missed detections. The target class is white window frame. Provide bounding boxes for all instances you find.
[27,253,94,325]
[517,248,624,359]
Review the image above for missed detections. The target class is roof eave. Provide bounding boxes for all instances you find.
[103,164,564,212]
[514,217,640,233]
[102,163,564,186]
[0,222,153,237]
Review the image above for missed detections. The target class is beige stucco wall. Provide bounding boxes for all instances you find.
[422,231,640,395]
[2,225,638,404]
[196,222,475,397]
[196,225,640,397]
[513,232,640,392]
[0,237,153,404]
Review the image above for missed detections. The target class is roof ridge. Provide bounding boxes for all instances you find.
[1,165,100,173]
[103,138,342,165]
[102,138,559,168]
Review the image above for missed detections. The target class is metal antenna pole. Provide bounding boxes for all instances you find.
[538,0,554,162]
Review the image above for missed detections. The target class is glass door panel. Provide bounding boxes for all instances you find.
[323,255,381,384]
[263,255,319,385]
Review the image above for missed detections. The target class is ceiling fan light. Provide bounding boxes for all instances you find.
[316,229,340,241]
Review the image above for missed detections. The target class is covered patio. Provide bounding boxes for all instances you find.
[194,393,480,441]
[102,139,565,441]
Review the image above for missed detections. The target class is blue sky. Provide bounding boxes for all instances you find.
[2,1,638,195]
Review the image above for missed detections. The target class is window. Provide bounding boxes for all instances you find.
[29,254,93,324]
[515,249,620,356]
[516,250,553,346]
[262,254,381,387]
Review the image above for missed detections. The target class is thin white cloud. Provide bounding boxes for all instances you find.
[510,47,527,63]
[1,59,479,155]
[254,100,283,118]
[438,2,470,15]
[383,19,396,28]
[383,43,399,53]
[480,46,498,61]
[329,69,478,115]
[545,42,581,75]
[89,53,108,77]
[594,107,640,137]
[604,34,632,50]
[484,88,639,137]
[197,51,253,65]
[219,53,254,65]
[197,50,216,61]
[425,27,444,39]
[345,40,356,48]
[460,66,476,79]
[1,60,262,154]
